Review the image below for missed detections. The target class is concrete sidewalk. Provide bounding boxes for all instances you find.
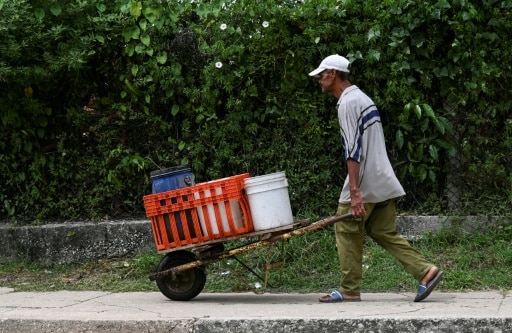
[0,287,510,332]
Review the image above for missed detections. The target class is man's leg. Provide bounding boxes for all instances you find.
[365,199,433,281]
[334,204,365,296]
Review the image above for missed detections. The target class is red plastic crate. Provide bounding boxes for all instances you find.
[143,173,254,251]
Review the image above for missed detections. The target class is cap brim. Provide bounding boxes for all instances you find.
[308,67,324,77]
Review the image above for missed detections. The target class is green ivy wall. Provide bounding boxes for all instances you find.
[1,0,511,223]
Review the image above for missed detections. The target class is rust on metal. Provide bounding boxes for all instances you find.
[148,213,353,281]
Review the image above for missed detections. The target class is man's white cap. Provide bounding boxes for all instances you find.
[308,54,350,77]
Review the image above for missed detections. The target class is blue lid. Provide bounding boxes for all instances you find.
[150,165,192,179]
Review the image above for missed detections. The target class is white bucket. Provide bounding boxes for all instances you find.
[244,171,294,231]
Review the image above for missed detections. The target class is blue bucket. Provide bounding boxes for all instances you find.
[150,165,194,194]
[150,165,196,241]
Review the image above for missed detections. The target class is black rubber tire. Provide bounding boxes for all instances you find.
[155,250,206,301]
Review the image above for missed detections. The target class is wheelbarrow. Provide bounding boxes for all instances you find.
[143,172,354,301]
[147,213,353,301]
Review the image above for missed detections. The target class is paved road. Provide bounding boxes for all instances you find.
[1,288,510,332]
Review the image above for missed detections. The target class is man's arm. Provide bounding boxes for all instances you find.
[347,158,366,218]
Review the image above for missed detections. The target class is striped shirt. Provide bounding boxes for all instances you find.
[337,85,405,204]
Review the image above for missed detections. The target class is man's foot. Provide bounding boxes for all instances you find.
[420,266,439,285]
[414,266,443,302]
[318,290,361,303]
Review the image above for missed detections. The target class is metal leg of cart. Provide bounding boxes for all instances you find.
[264,239,286,289]
[228,239,286,290]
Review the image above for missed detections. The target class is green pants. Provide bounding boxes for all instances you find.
[335,199,433,295]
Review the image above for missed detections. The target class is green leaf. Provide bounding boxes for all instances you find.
[143,6,162,23]
[50,4,62,16]
[96,4,106,12]
[367,28,380,42]
[422,104,435,118]
[171,105,180,116]
[95,35,105,43]
[125,44,135,56]
[438,116,453,133]
[408,164,414,174]
[131,27,141,39]
[131,65,139,76]
[154,17,165,29]
[156,53,167,64]
[122,27,140,42]
[196,5,210,18]
[135,45,145,54]
[397,61,410,71]
[130,1,142,17]
[403,102,411,117]
[171,63,181,76]
[433,118,445,135]
[436,0,451,9]
[420,118,430,132]
[178,141,186,151]
[396,129,404,149]
[400,123,414,131]
[39,117,48,127]
[141,33,150,46]
[414,105,422,119]
[368,49,381,61]
[34,8,45,20]
[419,167,427,182]
[139,19,147,31]
[428,170,436,182]
[24,141,33,153]
[429,145,439,161]
[4,199,14,216]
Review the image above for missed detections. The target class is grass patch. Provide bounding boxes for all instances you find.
[1,222,512,294]
[0,254,160,292]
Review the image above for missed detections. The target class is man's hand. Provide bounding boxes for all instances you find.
[347,158,366,218]
[350,189,366,218]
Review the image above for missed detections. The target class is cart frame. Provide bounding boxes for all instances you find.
[149,213,353,300]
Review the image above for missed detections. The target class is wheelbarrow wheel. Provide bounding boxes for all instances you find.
[155,250,206,301]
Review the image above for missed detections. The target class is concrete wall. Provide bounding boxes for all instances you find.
[0,216,508,264]
[0,220,155,264]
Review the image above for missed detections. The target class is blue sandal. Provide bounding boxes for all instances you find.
[414,271,444,302]
[319,290,361,303]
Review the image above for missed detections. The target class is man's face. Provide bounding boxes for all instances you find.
[318,69,335,93]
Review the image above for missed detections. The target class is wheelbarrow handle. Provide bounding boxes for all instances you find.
[268,213,354,243]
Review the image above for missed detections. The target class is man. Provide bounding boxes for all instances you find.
[309,54,443,303]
